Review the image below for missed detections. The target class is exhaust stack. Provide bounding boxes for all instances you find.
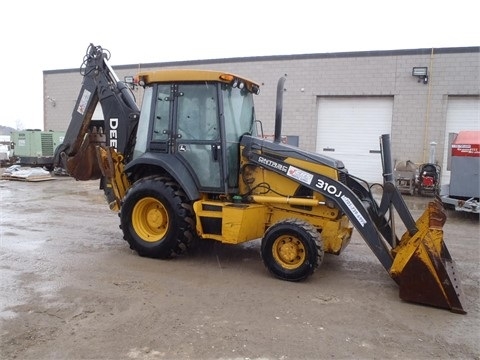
[274,77,286,143]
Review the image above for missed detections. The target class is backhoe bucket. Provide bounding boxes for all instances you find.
[63,129,105,181]
[390,199,466,314]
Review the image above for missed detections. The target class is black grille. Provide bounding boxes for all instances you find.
[338,171,348,185]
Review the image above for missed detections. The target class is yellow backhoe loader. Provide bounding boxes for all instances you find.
[54,44,466,313]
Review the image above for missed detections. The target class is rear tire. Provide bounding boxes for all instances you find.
[120,176,195,259]
[261,219,324,282]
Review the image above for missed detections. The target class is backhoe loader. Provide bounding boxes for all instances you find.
[54,44,466,313]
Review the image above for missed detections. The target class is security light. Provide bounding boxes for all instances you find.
[412,67,428,84]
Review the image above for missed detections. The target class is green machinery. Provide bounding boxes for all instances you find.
[10,130,65,169]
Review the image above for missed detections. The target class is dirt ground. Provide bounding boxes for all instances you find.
[0,174,479,360]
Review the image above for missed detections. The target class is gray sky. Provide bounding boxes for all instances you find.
[1,0,478,130]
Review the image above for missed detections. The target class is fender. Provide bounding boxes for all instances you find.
[124,152,200,201]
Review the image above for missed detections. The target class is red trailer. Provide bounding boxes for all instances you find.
[441,131,480,213]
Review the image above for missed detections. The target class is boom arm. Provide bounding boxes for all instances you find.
[53,44,140,180]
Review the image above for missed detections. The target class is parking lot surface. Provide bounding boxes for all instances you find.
[1,175,479,359]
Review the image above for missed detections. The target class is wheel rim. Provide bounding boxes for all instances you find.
[132,197,169,242]
[272,235,306,270]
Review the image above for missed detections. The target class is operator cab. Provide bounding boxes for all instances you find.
[133,70,260,194]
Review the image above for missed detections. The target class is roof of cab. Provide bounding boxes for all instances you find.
[136,69,259,89]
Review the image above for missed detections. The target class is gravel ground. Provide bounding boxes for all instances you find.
[0,175,479,360]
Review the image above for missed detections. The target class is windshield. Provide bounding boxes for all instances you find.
[222,85,256,188]
[222,85,255,141]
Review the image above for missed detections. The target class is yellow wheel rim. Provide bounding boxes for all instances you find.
[272,235,306,270]
[132,197,169,242]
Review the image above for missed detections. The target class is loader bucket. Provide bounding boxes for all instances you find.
[390,199,466,314]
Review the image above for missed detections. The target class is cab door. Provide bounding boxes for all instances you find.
[173,83,223,190]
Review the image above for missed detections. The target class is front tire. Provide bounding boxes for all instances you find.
[261,219,324,282]
[120,176,195,259]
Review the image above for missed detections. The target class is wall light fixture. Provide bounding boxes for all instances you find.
[412,67,428,84]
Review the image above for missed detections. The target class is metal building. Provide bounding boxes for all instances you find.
[43,46,479,183]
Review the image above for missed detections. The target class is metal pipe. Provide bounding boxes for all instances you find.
[380,134,394,183]
[274,77,286,143]
[380,134,396,247]
[249,195,324,207]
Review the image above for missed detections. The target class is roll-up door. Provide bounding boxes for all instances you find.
[316,97,393,183]
[442,96,480,185]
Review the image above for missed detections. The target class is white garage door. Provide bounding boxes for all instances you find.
[316,97,393,183]
[441,96,480,185]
